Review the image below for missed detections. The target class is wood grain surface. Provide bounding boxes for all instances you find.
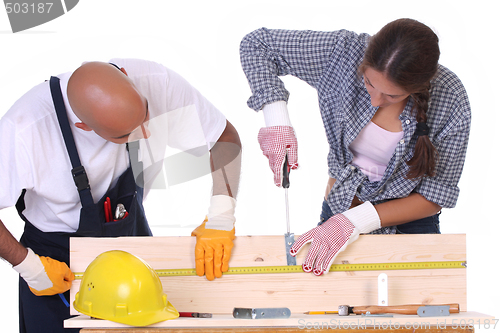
[69,234,467,319]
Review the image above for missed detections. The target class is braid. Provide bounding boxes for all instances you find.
[406,88,438,179]
[413,89,429,123]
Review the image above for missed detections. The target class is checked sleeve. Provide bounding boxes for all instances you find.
[239,28,347,111]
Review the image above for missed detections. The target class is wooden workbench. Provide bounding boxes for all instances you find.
[79,329,475,333]
[78,329,475,333]
[65,234,495,331]
[67,311,493,332]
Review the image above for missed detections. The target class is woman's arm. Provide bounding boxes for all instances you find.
[325,177,441,226]
[240,28,359,111]
[375,193,441,227]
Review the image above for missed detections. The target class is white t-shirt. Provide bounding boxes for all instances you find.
[0,58,227,232]
[349,121,404,182]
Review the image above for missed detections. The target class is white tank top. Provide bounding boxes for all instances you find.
[349,121,404,182]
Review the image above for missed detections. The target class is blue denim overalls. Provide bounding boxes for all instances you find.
[15,76,152,332]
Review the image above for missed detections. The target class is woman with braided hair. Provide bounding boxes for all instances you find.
[240,18,470,276]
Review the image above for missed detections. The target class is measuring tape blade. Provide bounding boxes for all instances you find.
[73,260,465,280]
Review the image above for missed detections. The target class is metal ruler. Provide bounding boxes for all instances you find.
[73,260,465,280]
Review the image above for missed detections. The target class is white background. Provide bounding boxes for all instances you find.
[0,0,498,331]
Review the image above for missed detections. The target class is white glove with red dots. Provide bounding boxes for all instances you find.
[290,202,381,276]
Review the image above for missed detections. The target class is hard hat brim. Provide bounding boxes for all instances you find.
[74,297,180,326]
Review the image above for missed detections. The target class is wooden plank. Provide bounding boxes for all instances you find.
[67,311,494,330]
[78,326,477,333]
[79,328,476,333]
[69,234,467,319]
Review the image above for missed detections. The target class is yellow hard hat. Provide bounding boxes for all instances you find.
[73,250,179,326]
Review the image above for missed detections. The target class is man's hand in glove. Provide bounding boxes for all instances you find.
[290,202,380,276]
[13,248,75,296]
[191,195,236,281]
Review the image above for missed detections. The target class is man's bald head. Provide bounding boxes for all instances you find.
[67,62,149,143]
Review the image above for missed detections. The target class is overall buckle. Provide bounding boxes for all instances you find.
[71,166,90,192]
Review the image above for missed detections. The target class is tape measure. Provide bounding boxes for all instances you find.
[74,260,465,279]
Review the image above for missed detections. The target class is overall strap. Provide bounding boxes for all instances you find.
[49,76,93,207]
[126,141,144,188]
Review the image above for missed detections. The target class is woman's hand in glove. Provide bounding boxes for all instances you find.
[290,202,381,276]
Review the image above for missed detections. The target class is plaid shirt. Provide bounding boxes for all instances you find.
[240,28,471,216]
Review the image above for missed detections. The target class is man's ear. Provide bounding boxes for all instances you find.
[120,67,128,76]
[75,122,93,132]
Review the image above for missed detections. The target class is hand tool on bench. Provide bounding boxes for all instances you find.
[304,310,339,315]
[282,151,296,266]
[233,307,291,319]
[338,303,460,317]
[179,312,212,318]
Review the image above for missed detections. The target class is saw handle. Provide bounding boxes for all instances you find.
[352,303,460,315]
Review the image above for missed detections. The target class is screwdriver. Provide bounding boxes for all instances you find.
[283,150,296,265]
[282,151,291,234]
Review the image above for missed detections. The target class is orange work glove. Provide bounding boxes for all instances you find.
[191,195,236,281]
[13,248,75,296]
[191,221,235,281]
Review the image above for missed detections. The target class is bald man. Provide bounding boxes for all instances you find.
[0,59,241,332]
[69,62,151,143]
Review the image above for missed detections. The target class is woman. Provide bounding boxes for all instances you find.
[240,19,471,276]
